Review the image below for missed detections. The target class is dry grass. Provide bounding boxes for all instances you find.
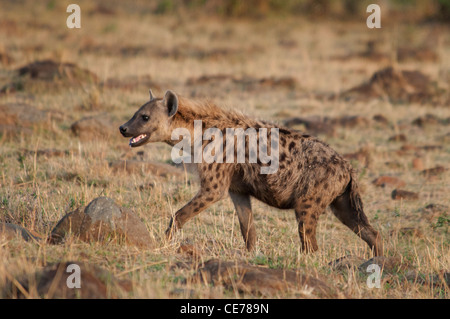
[0,1,448,299]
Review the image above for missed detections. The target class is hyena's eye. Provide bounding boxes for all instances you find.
[142,115,149,122]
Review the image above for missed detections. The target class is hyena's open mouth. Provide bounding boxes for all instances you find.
[129,134,150,147]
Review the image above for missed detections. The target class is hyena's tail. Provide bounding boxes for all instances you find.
[348,170,370,225]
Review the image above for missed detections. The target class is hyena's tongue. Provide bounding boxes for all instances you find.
[129,134,147,146]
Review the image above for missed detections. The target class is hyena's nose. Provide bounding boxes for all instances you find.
[119,125,127,135]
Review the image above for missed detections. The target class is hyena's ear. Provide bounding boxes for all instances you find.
[163,90,178,118]
[149,89,155,101]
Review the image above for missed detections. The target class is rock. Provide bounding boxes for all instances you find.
[372,176,406,188]
[49,197,154,248]
[330,115,370,129]
[4,261,131,299]
[400,144,420,152]
[191,259,334,297]
[71,115,114,141]
[405,270,449,288]
[412,158,424,171]
[359,256,408,273]
[412,114,446,127]
[372,114,389,125]
[0,223,43,242]
[391,189,419,200]
[284,115,369,137]
[388,134,407,142]
[283,116,336,137]
[328,255,365,272]
[109,160,183,178]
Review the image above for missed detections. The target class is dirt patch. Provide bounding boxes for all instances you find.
[17,59,97,83]
[1,60,98,94]
[338,67,441,104]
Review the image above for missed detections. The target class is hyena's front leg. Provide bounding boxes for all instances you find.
[165,179,228,240]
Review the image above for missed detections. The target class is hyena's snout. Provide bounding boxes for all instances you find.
[119,125,130,137]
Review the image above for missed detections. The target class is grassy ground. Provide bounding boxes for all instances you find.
[0,1,448,298]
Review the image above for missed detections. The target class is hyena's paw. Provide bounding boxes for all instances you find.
[165,218,178,240]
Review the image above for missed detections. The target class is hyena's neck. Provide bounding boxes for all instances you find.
[163,98,225,147]
[163,97,274,147]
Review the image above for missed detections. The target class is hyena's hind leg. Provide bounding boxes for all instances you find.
[294,200,323,253]
[330,179,383,256]
[229,192,256,251]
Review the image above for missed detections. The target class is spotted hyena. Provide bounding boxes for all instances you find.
[119,90,383,255]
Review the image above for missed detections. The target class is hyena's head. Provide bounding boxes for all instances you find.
[119,90,178,147]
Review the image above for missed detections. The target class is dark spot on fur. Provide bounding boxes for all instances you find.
[302,134,311,138]
[199,202,205,208]
[315,198,321,204]
[279,128,291,135]
[213,184,218,189]
[289,141,296,151]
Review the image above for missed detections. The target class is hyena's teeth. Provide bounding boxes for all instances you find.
[129,134,147,146]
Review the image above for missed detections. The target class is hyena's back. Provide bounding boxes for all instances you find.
[230,129,351,211]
